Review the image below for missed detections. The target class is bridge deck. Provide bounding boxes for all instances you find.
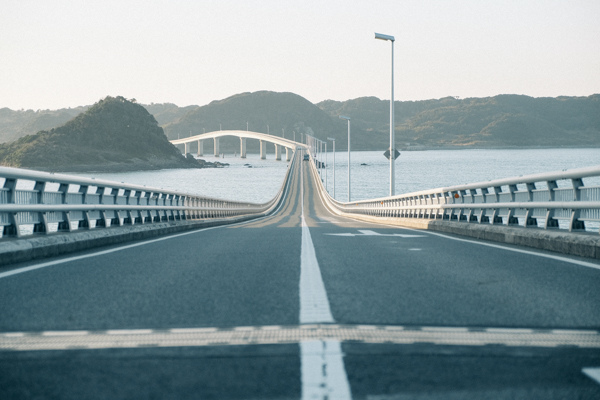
[1,151,600,398]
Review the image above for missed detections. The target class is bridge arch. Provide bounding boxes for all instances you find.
[170,130,306,161]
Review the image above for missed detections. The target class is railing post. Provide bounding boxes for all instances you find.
[526,183,536,201]
[33,181,49,234]
[546,181,557,201]
[3,178,20,237]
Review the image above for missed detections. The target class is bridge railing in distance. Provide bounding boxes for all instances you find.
[0,152,297,239]
[305,147,600,234]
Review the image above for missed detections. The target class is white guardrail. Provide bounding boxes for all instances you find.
[0,151,297,239]
[306,145,600,234]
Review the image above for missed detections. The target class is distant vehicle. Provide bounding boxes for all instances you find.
[303,154,309,161]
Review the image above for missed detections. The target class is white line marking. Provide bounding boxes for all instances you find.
[106,329,153,335]
[582,368,600,385]
[552,329,600,335]
[486,328,534,334]
[421,327,469,333]
[299,161,333,325]
[0,154,298,281]
[42,331,89,336]
[409,248,422,251]
[301,341,352,400]
[299,157,351,400]
[325,230,425,238]
[169,327,218,333]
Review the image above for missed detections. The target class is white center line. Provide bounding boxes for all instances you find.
[299,157,351,400]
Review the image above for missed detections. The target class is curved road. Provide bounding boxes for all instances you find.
[1,151,600,399]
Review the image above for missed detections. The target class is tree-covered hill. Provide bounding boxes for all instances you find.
[0,96,202,172]
[317,94,600,150]
[0,106,88,144]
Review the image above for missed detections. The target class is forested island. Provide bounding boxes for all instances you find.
[0,96,225,172]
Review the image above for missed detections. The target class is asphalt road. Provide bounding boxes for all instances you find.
[1,151,600,399]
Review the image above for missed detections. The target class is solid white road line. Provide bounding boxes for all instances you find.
[301,341,352,400]
[299,160,333,324]
[299,158,351,400]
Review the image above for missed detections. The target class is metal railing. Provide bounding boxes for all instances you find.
[0,151,297,238]
[307,149,600,233]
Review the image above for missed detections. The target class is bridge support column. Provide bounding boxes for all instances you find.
[240,138,246,159]
[275,144,281,161]
[286,148,292,161]
[260,140,266,160]
[214,138,220,157]
[184,142,189,155]
[197,140,203,156]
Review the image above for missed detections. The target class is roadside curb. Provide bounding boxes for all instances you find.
[0,215,259,267]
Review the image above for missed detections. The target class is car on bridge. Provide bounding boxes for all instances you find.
[303,154,309,161]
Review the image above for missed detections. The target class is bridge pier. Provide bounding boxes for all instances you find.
[260,140,266,160]
[184,142,189,155]
[197,140,203,156]
[275,144,281,161]
[286,148,292,161]
[240,138,246,159]
[214,138,220,157]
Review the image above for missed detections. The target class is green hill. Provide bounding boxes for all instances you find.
[317,94,600,150]
[0,96,202,172]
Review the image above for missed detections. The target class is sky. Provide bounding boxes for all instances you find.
[1,0,599,110]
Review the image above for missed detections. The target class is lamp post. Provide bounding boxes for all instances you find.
[375,32,396,196]
[267,125,269,135]
[339,115,351,202]
[327,137,335,198]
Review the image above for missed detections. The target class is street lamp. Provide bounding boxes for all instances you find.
[339,115,351,202]
[327,137,335,198]
[375,31,396,196]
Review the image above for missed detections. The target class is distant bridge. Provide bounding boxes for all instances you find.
[170,130,307,161]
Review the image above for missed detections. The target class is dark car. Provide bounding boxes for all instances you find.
[303,154,309,161]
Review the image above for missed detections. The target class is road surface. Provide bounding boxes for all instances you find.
[1,151,600,399]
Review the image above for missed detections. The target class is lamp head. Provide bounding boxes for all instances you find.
[339,115,350,121]
[374,32,395,42]
[327,137,335,141]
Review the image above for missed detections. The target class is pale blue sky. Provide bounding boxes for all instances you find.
[1,0,599,110]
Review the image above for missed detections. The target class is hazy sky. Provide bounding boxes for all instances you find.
[2,0,599,110]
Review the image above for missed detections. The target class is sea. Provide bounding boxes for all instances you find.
[70,148,600,204]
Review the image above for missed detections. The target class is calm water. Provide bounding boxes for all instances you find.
[71,148,600,204]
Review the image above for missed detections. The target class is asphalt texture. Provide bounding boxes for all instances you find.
[1,151,600,399]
